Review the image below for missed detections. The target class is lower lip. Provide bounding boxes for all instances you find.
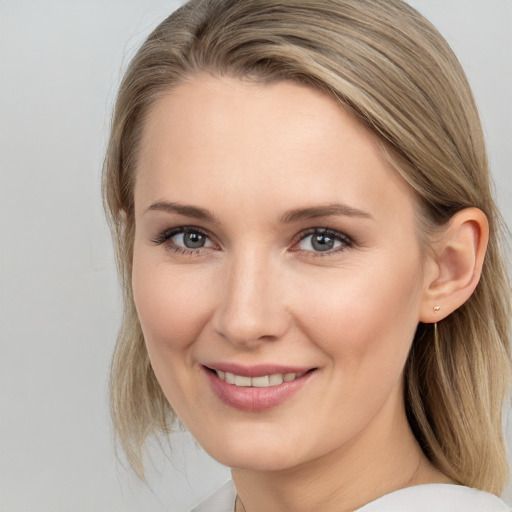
[204,368,314,412]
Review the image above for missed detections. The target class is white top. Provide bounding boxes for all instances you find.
[191,479,510,511]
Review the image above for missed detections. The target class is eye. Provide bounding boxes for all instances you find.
[172,230,210,249]
[152,226,215,252]
[294,228,352,254]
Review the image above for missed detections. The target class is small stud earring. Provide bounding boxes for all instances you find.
[433,305,441,313]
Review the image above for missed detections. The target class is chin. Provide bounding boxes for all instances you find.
[195,430,309,472]
[212,449,299,472]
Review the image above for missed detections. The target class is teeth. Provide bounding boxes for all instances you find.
[215,370,304,387]
[269,374,283,386]
[235,375,252,387]
[251,375,269,387]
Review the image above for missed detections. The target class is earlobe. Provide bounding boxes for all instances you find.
[419,207,489,323]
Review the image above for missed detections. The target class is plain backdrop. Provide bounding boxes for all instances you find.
[0,1,510,511]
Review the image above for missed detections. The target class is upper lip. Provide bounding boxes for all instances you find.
[203,362,315,377]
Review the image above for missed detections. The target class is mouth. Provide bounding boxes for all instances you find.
[203,364,317,411]
[212,369,307,388]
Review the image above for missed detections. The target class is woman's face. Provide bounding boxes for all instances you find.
[132,76,433,471]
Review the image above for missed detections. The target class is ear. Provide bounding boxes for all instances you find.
[419,207,489,323]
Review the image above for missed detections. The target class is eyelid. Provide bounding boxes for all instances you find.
[151,225,217,250]
[150,225,353,256]
[290,227,354,255]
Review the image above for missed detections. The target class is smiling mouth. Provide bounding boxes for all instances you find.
[214,370,307,388]
[204,366,317,411]
[204,365,317,388]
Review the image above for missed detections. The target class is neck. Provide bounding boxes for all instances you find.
[232,394,449,512]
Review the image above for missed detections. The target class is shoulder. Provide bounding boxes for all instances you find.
[191,480,237,512]
[190,481,510,512]
[357,484,510,512]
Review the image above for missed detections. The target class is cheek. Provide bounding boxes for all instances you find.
[131,253,214,353]
[131,252,219,415]
[290,256,423,364]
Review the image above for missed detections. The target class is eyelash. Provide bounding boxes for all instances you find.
[151,226,353,257]
[151,226,214,256]
[292,228,353,257]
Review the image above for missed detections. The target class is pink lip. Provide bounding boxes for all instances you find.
[202,364,316,412]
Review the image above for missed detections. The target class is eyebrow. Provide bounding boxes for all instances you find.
[146,200,373,224]
[146,201,218,222]
[279,203,373,223]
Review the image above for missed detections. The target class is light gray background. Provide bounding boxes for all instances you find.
[0,1,510,511]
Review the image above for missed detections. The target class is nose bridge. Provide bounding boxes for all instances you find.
[214,245,288,346]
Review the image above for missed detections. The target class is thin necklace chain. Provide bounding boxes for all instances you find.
[233,455,422,512]
[235,495,245,512]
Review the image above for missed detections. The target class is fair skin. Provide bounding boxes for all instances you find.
[131,75,487,512]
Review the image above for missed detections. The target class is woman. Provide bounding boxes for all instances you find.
[102,0,511,510]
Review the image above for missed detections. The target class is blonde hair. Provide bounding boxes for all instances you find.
[103,0,511,492]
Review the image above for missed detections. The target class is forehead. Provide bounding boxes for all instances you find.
[134,75,416,226]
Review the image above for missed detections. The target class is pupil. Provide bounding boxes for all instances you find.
[184,232,205,248]
[312,234,334,251]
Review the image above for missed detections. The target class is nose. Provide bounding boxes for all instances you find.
[212,250,291,348]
